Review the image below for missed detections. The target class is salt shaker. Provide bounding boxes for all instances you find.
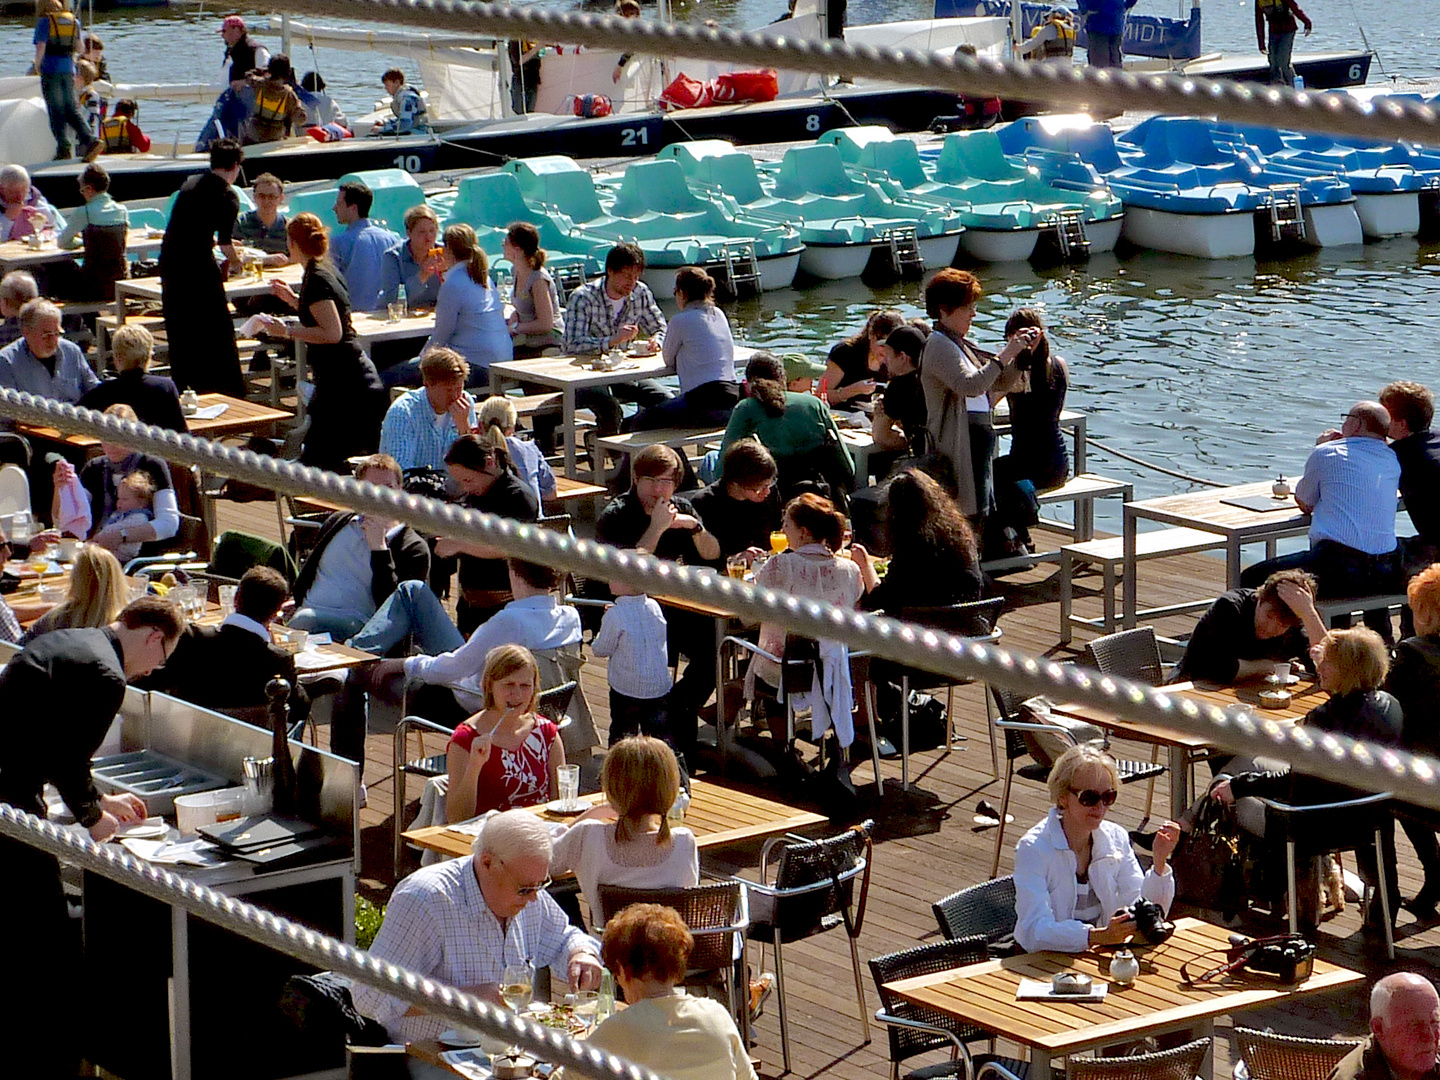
[1272,474,1291,499]
[181,388,200,416]
[1110,948,1140,986]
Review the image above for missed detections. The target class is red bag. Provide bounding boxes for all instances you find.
[564,94,613,118]
[659,72,712,111]
[711,69,779,104]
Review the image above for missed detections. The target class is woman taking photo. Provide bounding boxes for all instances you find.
[825,308,904,409]
[993,308,1070,556]
[1014,743,1180,953]
[378,203,443,311]
[632,266,738,431]
[919,269,1036,530]
[264,212,387,473]
[720,352,855,504]
[851,468,983,613]
[1214,627,1403,931]
[588,903,757,1080]
[21,545,129,643]
[445,644,564,821]
[504,222,563,356]
[423,223,514,385]
[550,735,699,914]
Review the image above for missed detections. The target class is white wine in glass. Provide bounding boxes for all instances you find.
[500,963,534,1014]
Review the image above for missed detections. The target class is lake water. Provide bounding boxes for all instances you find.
[2,0,1438,533]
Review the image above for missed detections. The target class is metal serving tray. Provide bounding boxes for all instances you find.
[91,749,230,816]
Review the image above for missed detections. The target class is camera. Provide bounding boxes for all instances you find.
[1226,934,1315,983]
[1127,898,1175,945]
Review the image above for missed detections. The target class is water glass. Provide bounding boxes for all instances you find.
[386,300,404,323]
[557,764,580,808]
[218,584,238,617]
[9,510,31,544]
[726,555,747,580]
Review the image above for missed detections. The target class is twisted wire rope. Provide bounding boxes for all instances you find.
[0,806,663,1080]
[4,389,1439,811]
[268,0,1440,144]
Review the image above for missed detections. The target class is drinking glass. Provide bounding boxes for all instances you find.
[500,960,535,1055]
[769,531,788,555]
[570,990,599,1032]
[386,300,403,323]
[130,571,150,602]
[726,555,747,580]
[557,764,580,809]
[218,584,238,617]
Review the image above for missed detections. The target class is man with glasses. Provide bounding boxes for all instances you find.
[354,809,602,1046]
[1241,400,1401,640]
[596,444,720,760]
[0,596,184,1062]
[234,172,292,265]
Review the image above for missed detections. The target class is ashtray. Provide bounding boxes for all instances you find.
[1258,689,1292,709]
[1051,972,1093,995]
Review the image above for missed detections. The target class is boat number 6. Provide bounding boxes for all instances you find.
[621,127,649,147]
[1347,63,1363,81]
[805,114,821,132]
[393,154,423,173]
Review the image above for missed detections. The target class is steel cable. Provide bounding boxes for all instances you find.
[0,805,668,1080]
[5,389,1440,811]
[262,0,1440,143]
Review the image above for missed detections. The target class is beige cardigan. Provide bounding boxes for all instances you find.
[919,328,1019,517]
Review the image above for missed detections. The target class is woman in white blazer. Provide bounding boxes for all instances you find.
[1014,744,1182,953]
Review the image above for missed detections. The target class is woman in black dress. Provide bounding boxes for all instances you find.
[158,138,246,397]
[262,212,387,473]
[824,308,904,409]
[993,307,1070,555]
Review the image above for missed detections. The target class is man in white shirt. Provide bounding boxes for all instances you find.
[353,810,602,1046]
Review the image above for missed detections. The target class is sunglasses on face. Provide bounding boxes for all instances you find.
[1073,788,1118,808]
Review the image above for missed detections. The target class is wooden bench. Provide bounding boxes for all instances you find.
[591,427,726,482]
[983,473,1134,579]
[1059,527,1228,643]
[1316,593,1409,627]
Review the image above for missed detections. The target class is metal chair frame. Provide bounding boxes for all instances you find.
[1083,627,1172,825]
[870,936,992,1080]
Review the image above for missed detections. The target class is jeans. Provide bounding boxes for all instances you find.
[1086,31,1124,68]
[629,380,739,432]
[348,579,466,656]
[1239,539,1401,640]
[531,380,673,449]
[608,687,671,746]
[1267,31,1298,85]
[40,71,94,156]
[288,608,367,639]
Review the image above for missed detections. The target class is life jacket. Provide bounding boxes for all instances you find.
[45,12,80,59]
[100,115,131,152]
[254,83,292,126]
[391,85,427,120]
[1030,14,1076,59]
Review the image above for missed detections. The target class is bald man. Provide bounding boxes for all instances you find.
[1240,400,1402,640]
[1330,973,1440,1080]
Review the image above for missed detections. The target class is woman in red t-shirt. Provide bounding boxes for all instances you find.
[445,644,564,822]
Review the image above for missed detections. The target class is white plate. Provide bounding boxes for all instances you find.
[114,818,168,840]
[545,799,589,816]
[438,1029,485,1048]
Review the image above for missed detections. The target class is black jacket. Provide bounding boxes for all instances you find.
[1387,633,1440,758]
[78,370,189,434]
[292,512,430,611]
[139,622,309,727]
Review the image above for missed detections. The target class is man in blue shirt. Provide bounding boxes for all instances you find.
[1077,0,1139,68]
[330,180,398,313]
[0,298,99,415]
[378,348,476,474]
[1241,400,1401,639]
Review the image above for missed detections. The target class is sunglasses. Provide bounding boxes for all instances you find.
[1073,788,1118,808]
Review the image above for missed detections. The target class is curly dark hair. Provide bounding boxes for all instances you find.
[886,469,979,575]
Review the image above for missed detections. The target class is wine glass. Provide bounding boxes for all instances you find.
[769,530,788,555]
[500,960,534,1054]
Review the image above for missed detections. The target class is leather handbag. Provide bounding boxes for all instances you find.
[1172,792,1245,916]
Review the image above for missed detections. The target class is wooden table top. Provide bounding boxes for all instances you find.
[16,393,289,448]
[887,917,1363,1058]
[117,262,305,302]
[492,345,757,391]
[351,309,437,347]
[404,777,826,859]
[0,232,163,270]
[1125,480,1311,537]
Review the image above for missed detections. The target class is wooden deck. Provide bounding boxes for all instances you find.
[209,492,1439,1080]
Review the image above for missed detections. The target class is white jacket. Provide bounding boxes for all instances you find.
[1013,808,1174,954]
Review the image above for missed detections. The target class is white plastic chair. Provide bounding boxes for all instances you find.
[0,464,30,518]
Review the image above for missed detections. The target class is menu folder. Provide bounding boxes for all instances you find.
[232,835,349,870]
[198,814,326,852]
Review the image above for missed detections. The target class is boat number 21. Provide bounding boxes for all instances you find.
[620,127,650,147]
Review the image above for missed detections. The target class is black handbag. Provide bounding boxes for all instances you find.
[1172,793,1245,916]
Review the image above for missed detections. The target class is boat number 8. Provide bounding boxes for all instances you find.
[805,114,821,132]
[393,154,423,173]
[621,127,649,147]
[1347,63,1363,81]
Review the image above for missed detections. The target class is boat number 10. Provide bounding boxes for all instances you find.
[393,154,423,173]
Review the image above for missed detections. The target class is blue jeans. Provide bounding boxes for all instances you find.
[348,579,466,656]
[288,608,367,639]
[1267,31,1298,86]
[40,71,94,156]
[1239,539,1401,640]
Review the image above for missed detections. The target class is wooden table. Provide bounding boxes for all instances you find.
[403,777,826,861]
[0,232,163,275]
[350,309,437,352]
[15,393,289,452]
[1051,676,1321,818]
[886,917,1363,1080]
[114,262,306,312]
[489,346,756,480]
[1121,480,1313,630]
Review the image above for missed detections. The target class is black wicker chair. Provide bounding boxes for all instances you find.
[1083,627,1173,825]
[1233,1027,1364,1080]
[1065,1036,1210,1080]
[869,938,1031,1080]
[932,876,1017,951]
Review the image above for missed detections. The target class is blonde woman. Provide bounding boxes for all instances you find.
[76,322,187,433]
[477,394,555,502]
[1014,743,1179,953]
[551,735,699,914]
[423,223,514,384]
[444,644,564,821]
[21,545,129,643]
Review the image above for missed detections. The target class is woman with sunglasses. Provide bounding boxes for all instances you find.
[1014,743,1180,953]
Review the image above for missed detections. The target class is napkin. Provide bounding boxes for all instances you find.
[191,403,228,421]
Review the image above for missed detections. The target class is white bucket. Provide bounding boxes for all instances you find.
[174,789,244,835]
